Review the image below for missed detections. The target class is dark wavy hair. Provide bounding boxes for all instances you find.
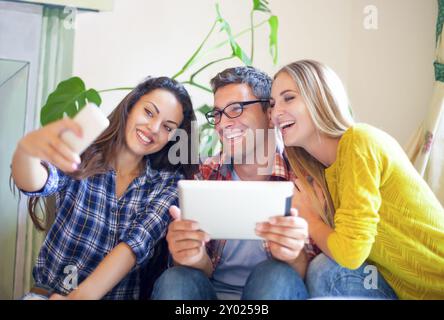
[28,76,198,230]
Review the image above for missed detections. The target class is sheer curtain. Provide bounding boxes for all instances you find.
[21,5,75,295]
[407,0,444,205]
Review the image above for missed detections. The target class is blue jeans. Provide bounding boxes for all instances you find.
[20,293,49,300]
[151,259,309,300]
[306,254,398,299]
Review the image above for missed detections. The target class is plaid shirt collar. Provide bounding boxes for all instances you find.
[197,151,292,181]
[117,156,163,189]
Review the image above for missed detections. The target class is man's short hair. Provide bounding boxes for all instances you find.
[210,66,272,111]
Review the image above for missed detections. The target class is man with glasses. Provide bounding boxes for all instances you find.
[151,66,312,300]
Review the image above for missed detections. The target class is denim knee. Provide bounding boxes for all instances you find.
[306,253,341,296]
[306,253,397,299]
[242,259,308,300]
[250,259,297,279]
[151,266,216,300]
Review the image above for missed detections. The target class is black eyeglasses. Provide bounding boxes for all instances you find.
[205,99,270,125]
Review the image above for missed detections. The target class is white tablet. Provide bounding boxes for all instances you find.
[178,180,294,240]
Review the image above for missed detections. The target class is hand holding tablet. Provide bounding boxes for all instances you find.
[178,180,295,240]
[166,205,211,268]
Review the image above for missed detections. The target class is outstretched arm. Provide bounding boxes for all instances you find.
[12,118,82,192]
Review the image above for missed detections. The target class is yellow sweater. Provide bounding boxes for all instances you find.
[325,123,444,299]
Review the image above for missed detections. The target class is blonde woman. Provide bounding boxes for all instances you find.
[270,60,444,299]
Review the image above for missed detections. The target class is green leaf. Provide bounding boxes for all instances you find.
[197,104,212,115]
[199,124,220,157]
[268,15,279,65]
[216,3,252,66]
[233,44,252,66]
[40,77,102,126]
[253,0,271,13]
[200,122,213,132]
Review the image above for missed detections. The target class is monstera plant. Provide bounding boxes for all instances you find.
[40,0,279,156]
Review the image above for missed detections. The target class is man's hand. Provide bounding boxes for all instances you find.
[255,208,308,263]
[166,206,210,267]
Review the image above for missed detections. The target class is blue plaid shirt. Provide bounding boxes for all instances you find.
[22,158,182,300]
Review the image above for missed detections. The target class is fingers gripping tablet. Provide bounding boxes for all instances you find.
[178,180,294,239]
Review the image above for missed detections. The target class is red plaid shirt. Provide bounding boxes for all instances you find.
[196,152,321,272]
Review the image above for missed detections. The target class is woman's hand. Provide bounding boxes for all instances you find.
[292,178,335,260]
[255,208,308,263]
[17,118,83,173]
[292,178,326,225]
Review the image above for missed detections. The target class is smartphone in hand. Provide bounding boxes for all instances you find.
[60,103,110,155]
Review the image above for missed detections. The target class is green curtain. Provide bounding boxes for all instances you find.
[22,5,76,294]
[435,0,444,82]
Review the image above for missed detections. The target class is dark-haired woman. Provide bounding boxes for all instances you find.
[12,77,198,300]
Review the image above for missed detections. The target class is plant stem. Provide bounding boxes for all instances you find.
[98,87,134,93]
[193,19,268,66]
[250,10,255,63]
[190,56,234,83]
[172,19,218,80]
[182,81,212,93]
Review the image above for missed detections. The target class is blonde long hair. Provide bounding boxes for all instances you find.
[276,60,354,227]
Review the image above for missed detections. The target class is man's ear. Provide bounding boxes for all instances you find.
[267,108,274,129]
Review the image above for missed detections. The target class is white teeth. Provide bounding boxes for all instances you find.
[279,121,295,129]
[137,130,152,143]
[224,131,244,139]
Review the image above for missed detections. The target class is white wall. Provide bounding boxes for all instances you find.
[347,0,436,145]
[73,0,437,146]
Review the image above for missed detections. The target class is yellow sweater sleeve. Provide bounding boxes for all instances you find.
[327,132,383,270]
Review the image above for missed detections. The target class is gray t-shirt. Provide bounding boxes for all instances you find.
[210,168,268,300]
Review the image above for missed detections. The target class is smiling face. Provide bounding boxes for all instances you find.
[213,83,272,160]
[270,71,317,148]
[124,89,184,157]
